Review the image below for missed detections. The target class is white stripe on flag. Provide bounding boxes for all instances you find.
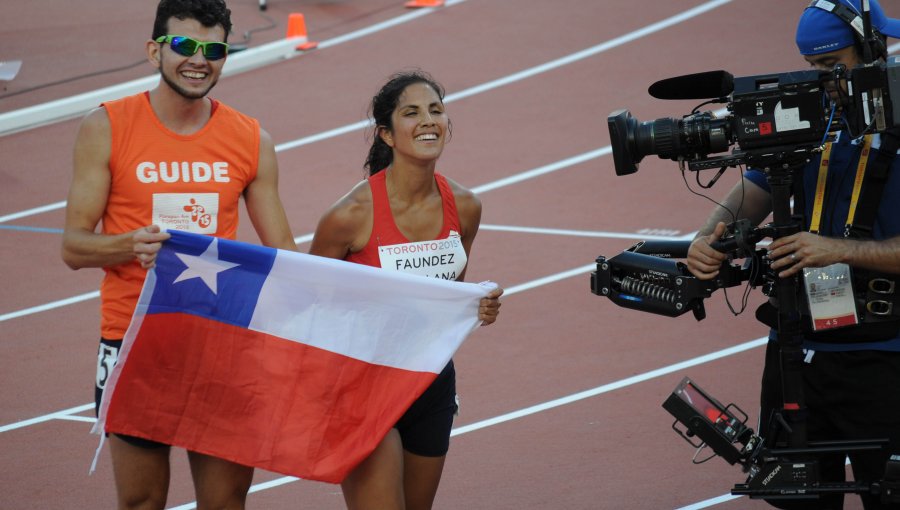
[249,251,490,372]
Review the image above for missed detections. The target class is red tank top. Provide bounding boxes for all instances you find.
[99,92,259,339]
[346,171,468,281]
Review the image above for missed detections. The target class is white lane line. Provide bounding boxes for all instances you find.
[0,257,626,434]
[0,147,607,225]
[275,0,733,153]
[2,260,765,510]
[504,263,596,295]
[315,0,467,51]
[8,335,762,509]
[0,118,722,322]
[0,1,470,137]
[55,415,97,423]
[0,2,467,221]
[0,218,658,323]
[451,336,767,435]
[2,267,764,509]
[0,291,99,322]
[471,148,611,193]
[480,224,696,240]
[0,403,93,433]
[168,336,768,509]
[0,258,760,436]
[8,6,896,227]
[0,201,67,224]
[2,0,731,224]
[0,145,629,324]
[675,493,743,510]
[445,0,733,105]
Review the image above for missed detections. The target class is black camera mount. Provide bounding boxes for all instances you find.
[592,151,900,503]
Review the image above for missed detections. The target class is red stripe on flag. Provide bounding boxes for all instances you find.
[105,312,436,483]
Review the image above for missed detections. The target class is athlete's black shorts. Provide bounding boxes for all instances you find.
[95,338,168,449]
[395,360,458,457]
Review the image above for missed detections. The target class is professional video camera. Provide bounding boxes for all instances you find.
[596,53,900,324]
[590,50,900,505]
[609,57,900,179]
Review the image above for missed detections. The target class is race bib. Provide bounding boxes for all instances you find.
[378,231,467,280]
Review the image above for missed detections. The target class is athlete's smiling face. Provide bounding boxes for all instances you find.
[380,82,448,165]
[152,17,227,100]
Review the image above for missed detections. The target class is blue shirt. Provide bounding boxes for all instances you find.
[746,131,900,350]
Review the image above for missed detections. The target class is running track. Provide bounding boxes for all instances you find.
[1,1,889,508]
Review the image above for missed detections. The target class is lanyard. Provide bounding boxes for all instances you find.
[809,134,872,236]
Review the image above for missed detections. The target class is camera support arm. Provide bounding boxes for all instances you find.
[599,57,900,499]
[761,163,808,452]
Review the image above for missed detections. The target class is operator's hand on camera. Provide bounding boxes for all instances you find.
[767,232,845,278]
[686,221,729,280]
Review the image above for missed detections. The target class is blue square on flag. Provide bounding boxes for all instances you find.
[148,230,277,328]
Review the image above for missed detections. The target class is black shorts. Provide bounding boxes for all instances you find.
[395,360,458,457]
[95,338,168,450]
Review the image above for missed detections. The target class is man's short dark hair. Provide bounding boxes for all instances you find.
[152,0,232,42]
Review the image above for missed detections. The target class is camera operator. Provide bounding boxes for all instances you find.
[687,1,900,508]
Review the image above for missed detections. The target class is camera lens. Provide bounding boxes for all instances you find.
[607,109,732,176]
[636,117,678,159]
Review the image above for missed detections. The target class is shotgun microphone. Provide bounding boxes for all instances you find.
[648,70,735,100]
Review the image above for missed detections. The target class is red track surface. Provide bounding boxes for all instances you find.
[2,1,893,508]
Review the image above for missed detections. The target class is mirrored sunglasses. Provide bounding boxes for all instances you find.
[155,35,229,60]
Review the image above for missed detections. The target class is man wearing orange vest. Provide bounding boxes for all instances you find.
[61,1,297,508]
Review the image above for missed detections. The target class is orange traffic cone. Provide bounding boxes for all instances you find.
[405,0,444,8]
[286,13,318,51]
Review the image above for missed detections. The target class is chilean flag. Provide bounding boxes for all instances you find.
[94,230,491,483]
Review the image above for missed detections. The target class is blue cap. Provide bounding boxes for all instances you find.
[796,0,900,55]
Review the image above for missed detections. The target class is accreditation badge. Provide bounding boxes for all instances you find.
[803,263,859,331]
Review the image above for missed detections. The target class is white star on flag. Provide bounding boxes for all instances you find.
[173,238,239,294]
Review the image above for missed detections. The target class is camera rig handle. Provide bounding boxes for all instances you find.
[590,240,754,321]
[590,220,770,322]
[709,219,767,258]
